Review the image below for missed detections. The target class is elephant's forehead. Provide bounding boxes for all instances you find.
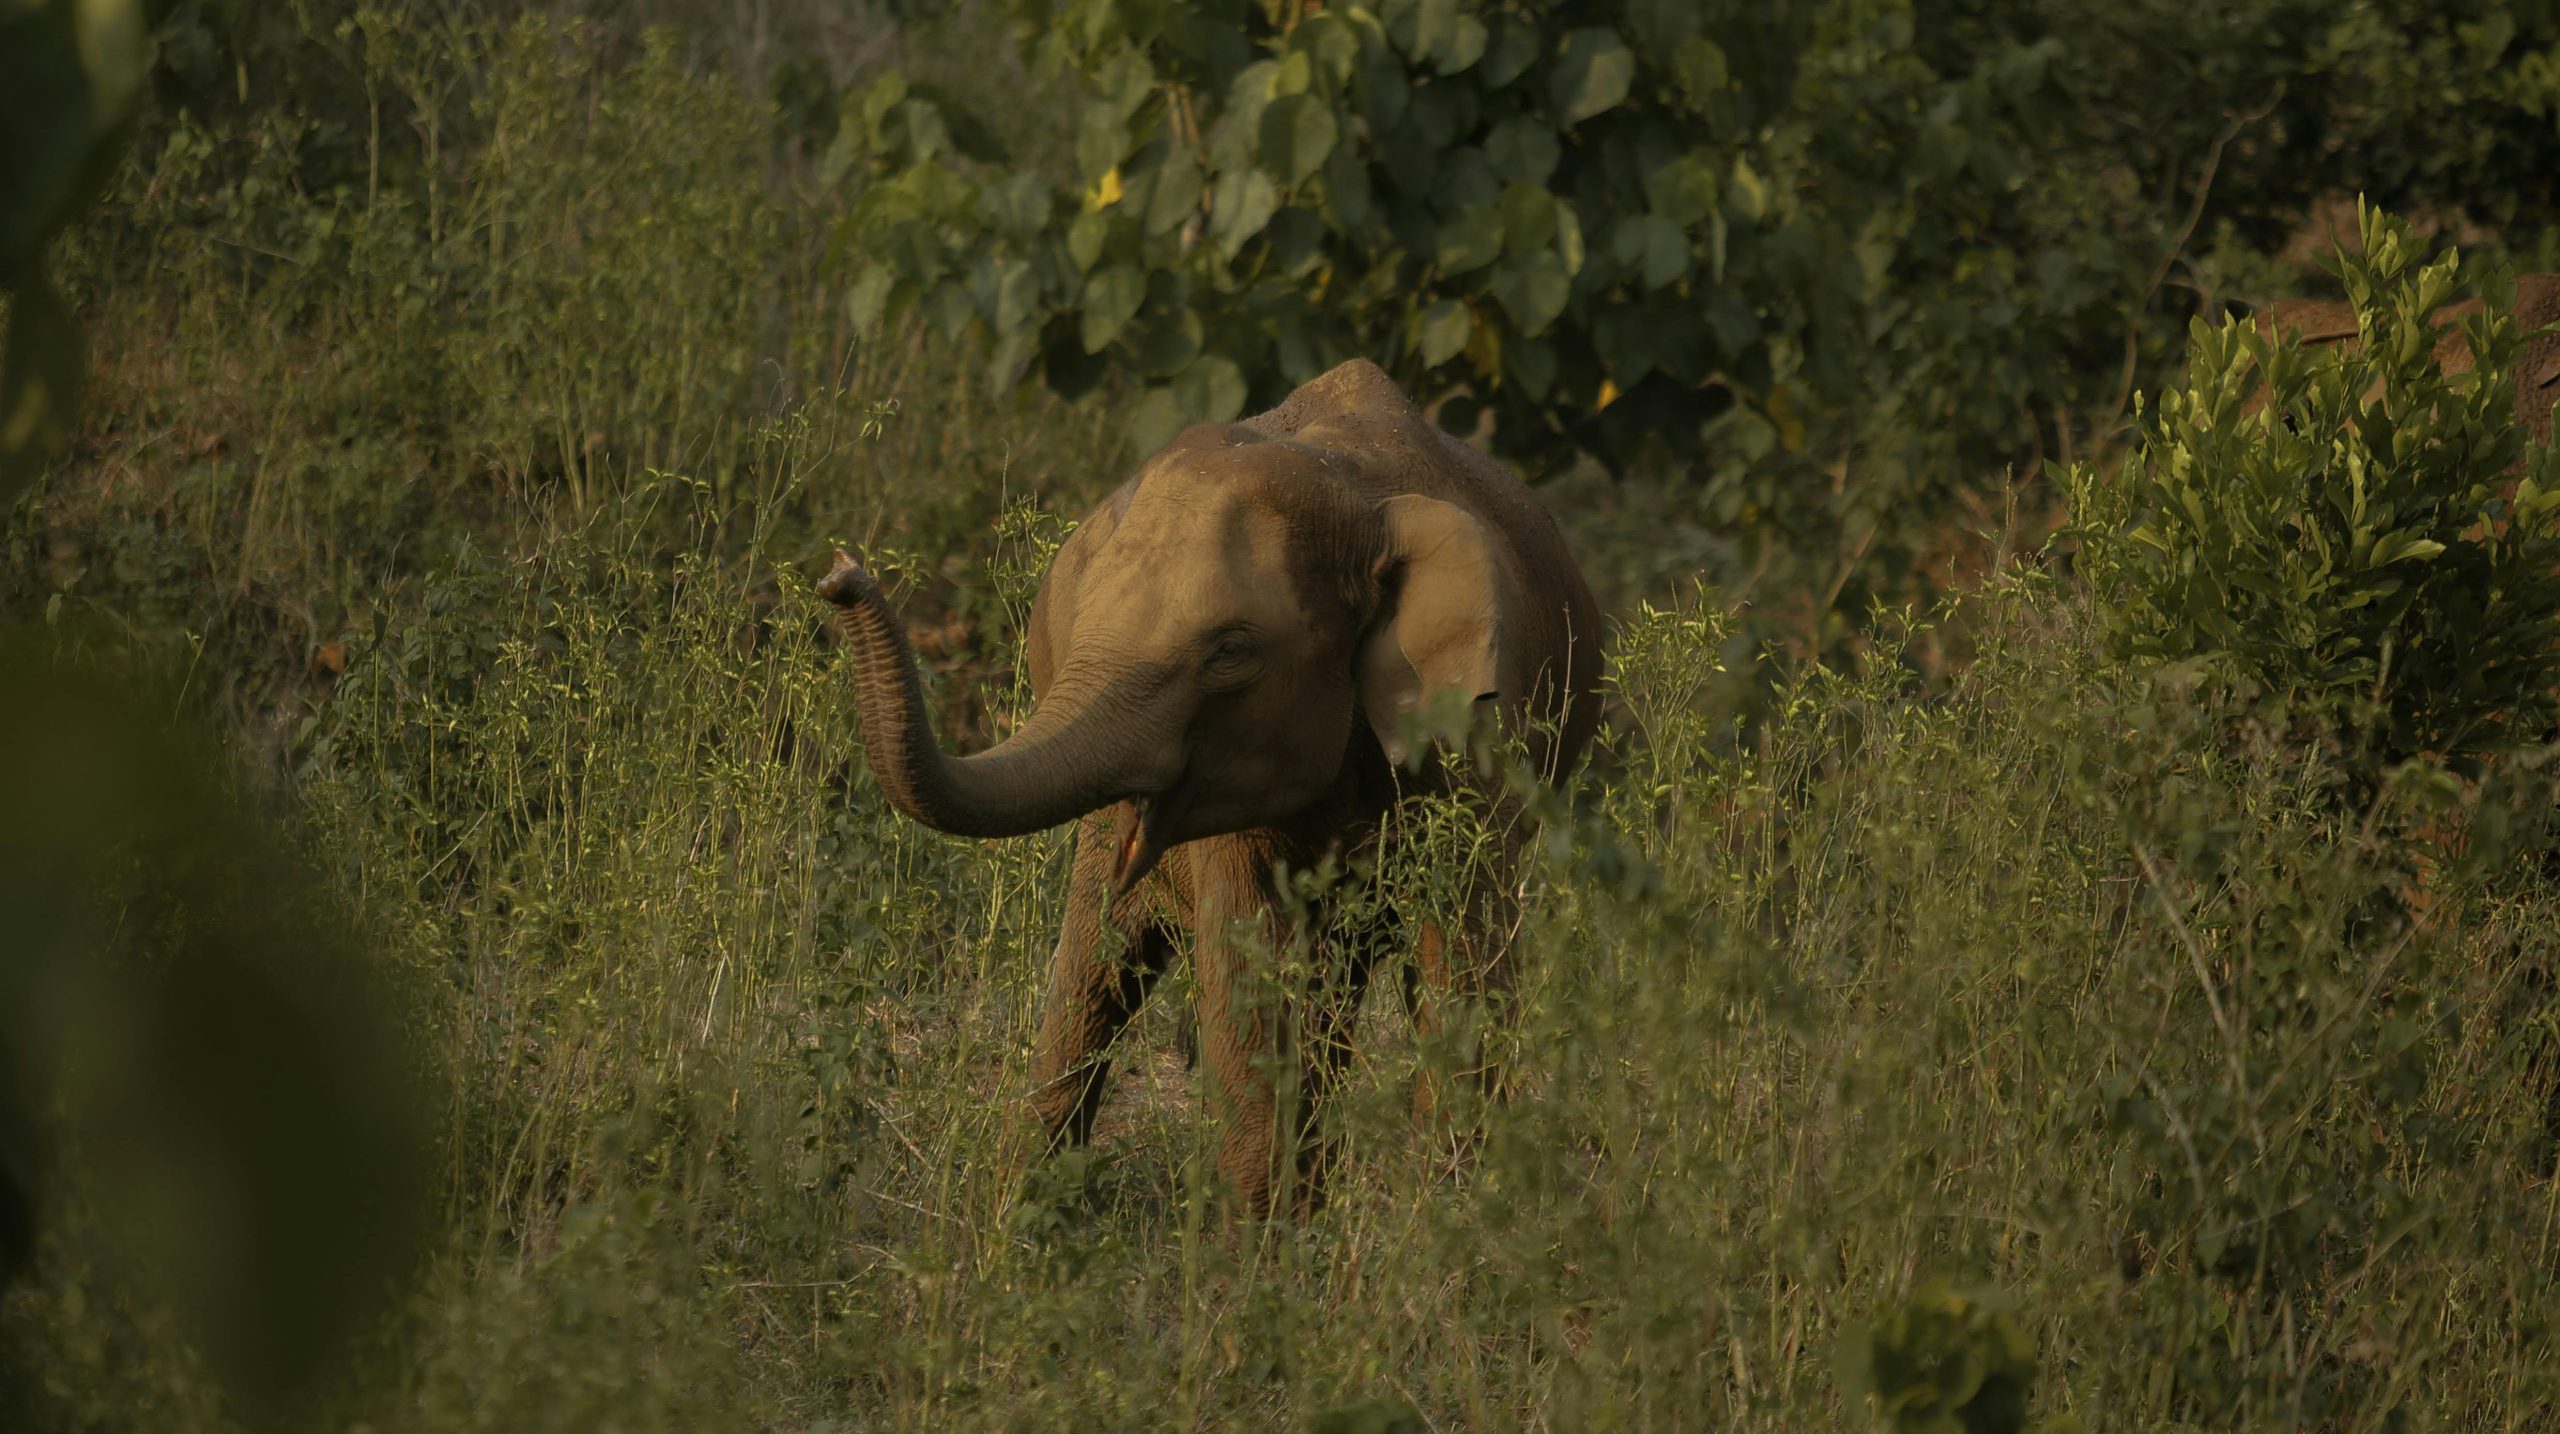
[1085,476,1304,637]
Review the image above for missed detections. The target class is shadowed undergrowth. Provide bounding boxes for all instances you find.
[17,488,2560,1429]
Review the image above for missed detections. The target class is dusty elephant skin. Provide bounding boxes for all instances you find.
[2252,274,2560,443]
[818,359,1604,1220]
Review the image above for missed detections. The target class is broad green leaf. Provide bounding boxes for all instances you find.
[1643,154,1720,228]
[1321,147,1374,232]
[1727,156,1768,222]
[1210,169,1280,259]
[977,172,1052,239]
[1386,0,1459,64]
[1133,304,1205,377]
[922,281,975,340]
[1260,93,1339,187]
[1550,28,1636,127]
[1264,208,1327,276]
[0,0,148,266]
[1437,15,1488,76]
[1672,39,1728,108]
[1507,334,1558,399]
[1435,203,1503,276]
[1555,200,1586,277]
[845,264,898,335]
[1485,117,1560,186]
[1080,263,1146,352]
[1481,16,1540,88]
[1126,384,1189,455]
[1065,210,1111,272]
[1627,0,1703,50]
[985,326,1035,397]
[1614,215,1689,290]
[1493,251,1571,337]
[1417,299,1473,367]
[985,258,1039,334]
[1499,184,1557,253]
[1273,49,1314,99]
[1178,354,1249,424]
[1292,12,1364,86]
[1142,146,1201,236]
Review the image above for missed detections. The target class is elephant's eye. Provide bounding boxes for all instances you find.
[1202,628,1260,682]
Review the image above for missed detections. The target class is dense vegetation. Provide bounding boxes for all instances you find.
[5,3,2560,1430]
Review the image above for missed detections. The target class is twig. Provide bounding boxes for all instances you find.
[2109,90,2286,425]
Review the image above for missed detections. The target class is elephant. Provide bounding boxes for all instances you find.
[2252,273,2560,444]
[818,359,1604,1219]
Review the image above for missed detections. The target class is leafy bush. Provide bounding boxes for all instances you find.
[826,0,2560,650]
[2068,203,2560,790]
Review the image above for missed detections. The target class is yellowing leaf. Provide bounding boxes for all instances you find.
[1086,165,1125,210]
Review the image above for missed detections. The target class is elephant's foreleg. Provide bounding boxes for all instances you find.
[1029,812,1174,1150]
[1193,855,1382,1221]
[1287,920,1387,1220]
[1403,874,1525,1131]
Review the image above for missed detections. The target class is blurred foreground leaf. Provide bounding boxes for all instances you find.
[0,637,431,1415]
[0,0,150,506]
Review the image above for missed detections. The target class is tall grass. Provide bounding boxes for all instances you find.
[22,468,2560,1427]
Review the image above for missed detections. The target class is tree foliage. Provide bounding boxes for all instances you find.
[826,0,2560,645]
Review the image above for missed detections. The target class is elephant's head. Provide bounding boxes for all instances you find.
[820,418,1514,893]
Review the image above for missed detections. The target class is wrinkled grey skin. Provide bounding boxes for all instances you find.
[820,360,1602,1218]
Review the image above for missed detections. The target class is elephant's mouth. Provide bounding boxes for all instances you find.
[1111,771,1196,896]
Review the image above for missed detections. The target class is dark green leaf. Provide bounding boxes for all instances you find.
[1627,0,1704,50]
[1499,184,1557,254]
[1485,118,1560,186]
[1211,169,1280,258]
[1133,303,1206,377]
[987,258,1039,334]
[1481,17,1540,88]
[1493,251,1571,337]
[1550,29,1636,127]
[1435,204,1503,276]
[1080,264,1146,352]
[1142,146,1202,236]
[1066,210,1111,272]
[845,264,898,336]
[1672,39,1728,108]
[1178,354,1249,424]
[922,282,974,340]
[1614,215,1690,290]
[1437,15,1488,76]
[977,172,1053,239]
[1126,384,1189,455]
[1643,154,1721,228]
[1260,94,1339,187]
[1507,334,1558,399]
[1417,299,1473,367]
[1321,147,1375,232]
[1265,208,1327,276]
[985,326,1035,397]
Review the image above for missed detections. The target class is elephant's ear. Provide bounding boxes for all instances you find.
[1360,495,1507,768]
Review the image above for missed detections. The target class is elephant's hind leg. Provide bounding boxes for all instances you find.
[1030,811,1176,1151]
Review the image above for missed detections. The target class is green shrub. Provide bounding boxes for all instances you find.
[2067,202,2560,792]
[826,1,2560,654]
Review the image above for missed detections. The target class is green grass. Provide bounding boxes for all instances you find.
[8,11,2560,1432]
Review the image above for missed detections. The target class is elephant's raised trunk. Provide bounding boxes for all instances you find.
[818,550,1150,839]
